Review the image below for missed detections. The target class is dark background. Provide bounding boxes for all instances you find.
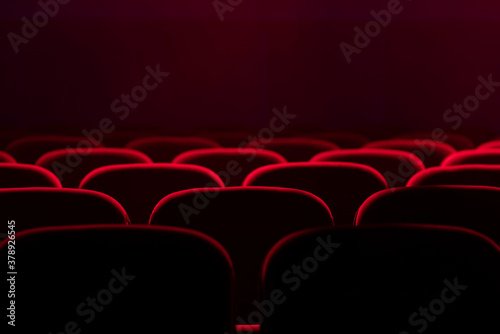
[1,0,500,132]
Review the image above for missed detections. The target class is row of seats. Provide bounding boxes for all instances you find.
[3,184,500,318]
[4,144,500,179]
[2,224,499,332]
[3,132,500,163]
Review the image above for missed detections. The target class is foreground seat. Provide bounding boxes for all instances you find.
[125,136,220,162]
[80,164,224,224]
[363,139,456,167]
[0,225,234,333]
[173,148,287,186]
[244,162,387,225]
[0,188,128,238]
[261,225,500,333]
[149,186,333,319]
[311,148,424,187]
[356,186,500,245]
[36,148,152,188]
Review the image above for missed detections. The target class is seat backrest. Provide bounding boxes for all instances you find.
[478,140,500,149]
[5,136,101,164]
[80,164,224,224]
[173,148,287,186]
[247,138,339,162]
[149,186,333,319]
[0,225,234,333]
[408,165,500,188]
[356,185,500,245]
[441,149,500,166]
[0,164,61,188]
[363,139,456,167]
[311,148,425,187]
[125,136,220,162]
[397,132,475,150]
[0,188,128,238]
[36,148,152,188]
[261,225,500,333]
[0,151,15,163]
[296,131,369,148]
[244,162,387,225]
[197,131,253,147]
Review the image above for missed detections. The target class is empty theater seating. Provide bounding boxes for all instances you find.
[363,139,456,167]
[311,148,425,187]
[407,165,500,187]
[80,164,224,224]
[125,136,220,162]
[197,131,254,147]
[172,148,287,186]
[36,148,153,188]
[355,186,500,245]
[0,164,61,188]
[5,136,101,164]
[0,225,233,333]
[243,162,387,225]
[0,151,15,163]
[396,132,475,150]
[297,131,369,148]
[149,186,333,319]
[0,188,128,238]
[247,138,340,162]
[441,149,500,166]
[261,225,500,333]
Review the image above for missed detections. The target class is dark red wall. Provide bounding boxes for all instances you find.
[2,0,500,131]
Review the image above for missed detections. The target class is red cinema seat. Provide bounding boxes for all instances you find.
[0,225,233,333]
[407,165,500,188]
[36,148,152,188]
[149,186,333,319]
[0,164,61,188]
[80,164,224,224]
[0,188,128,238]
[243,162,387,225]
[363,139,456,167]
[0,151,15,163]
[297,131,369,148]
[173,148,287,186]
[397,132,475,150]
[441,149,500,166]
[356,186,500,245]
[5,136,102,164]
[261,225,500,333]
[247,138,339,162]
[197,131,254,147]
[0,130,35,150]
[100,131,158,147]
[125,136,220,162]
[477,140,500,149]
[311,148,425,187]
